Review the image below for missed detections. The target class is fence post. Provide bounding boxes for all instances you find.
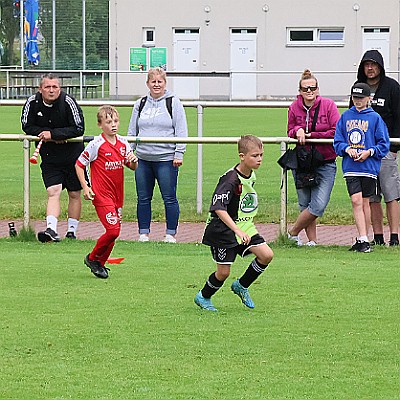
[279,141,288,236]
[196,104,203,214]
[23,138,31,230]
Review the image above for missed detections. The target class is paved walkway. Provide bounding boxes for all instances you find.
[0,219,382,246]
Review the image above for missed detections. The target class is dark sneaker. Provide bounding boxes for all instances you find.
[349,240,371,253]
[65,231,76,240]
[370,239,385,246]
[389,239,399,246]
[38,228,60,243]
[84,254,109,279]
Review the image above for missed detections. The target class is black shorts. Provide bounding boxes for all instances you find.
[41,162,82,191]
[210,234,265,264]
[345,176,377,198]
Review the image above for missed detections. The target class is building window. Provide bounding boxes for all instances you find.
[143,28,155,47]
[287,28,344,46]
[174,29,200,34]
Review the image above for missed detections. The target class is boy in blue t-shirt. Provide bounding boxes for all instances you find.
[334,83,390,252]
[194,135,274,312]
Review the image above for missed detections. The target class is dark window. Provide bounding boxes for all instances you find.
[290,30,313,41]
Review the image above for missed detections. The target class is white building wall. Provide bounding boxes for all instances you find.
[109,0,400,100]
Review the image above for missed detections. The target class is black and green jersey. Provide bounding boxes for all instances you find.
[202,165,259,248]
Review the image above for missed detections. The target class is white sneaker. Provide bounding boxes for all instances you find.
[288,233,302,246]
[306,240,317,246]
[164,234,176,243]
[138,234,149,242]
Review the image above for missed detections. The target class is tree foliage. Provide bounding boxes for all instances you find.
[0,0,109,69]
[0,0,21,65]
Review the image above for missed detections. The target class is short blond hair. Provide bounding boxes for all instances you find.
[97,105,119,124]
[238,135,263,154]
[147,67,167,83]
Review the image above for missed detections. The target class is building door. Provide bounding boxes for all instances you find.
[173,29,200,100]
[230,29,257,100]
[362,28,390,69]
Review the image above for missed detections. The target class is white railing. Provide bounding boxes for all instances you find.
[0,134,299,235]
[2,133,400,236]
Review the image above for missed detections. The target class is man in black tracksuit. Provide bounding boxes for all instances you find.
[21,73,85,243]
[350,50,400,246]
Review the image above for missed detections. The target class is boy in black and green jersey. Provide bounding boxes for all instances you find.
[194,135,274,312]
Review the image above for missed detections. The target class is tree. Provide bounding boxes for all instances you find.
[0,0,21,65]
[39,0,109,69]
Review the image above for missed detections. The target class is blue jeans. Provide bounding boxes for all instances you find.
[135,159,180,235]
[292,162,336,217]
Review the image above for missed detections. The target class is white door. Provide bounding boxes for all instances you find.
[173,29,199,100]
[362,28,390,70]
[230,29,257,100]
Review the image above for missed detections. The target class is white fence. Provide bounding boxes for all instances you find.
[0,133,330,236]
[2,99,397,238]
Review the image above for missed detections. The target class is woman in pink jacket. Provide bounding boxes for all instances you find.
[287,69,340,246]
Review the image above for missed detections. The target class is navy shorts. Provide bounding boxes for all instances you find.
[210,234,266,264]
[41,162,82,191]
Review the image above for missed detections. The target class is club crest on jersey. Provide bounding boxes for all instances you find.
[120,147,126,157]
[240,192,258,213]
[106,212,118,225]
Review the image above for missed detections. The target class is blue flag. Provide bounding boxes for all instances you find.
[24,0,40,65]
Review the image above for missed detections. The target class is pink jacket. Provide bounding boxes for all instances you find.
[287,95,340,161]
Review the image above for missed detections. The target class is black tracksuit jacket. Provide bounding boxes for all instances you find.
[21,91,85,165]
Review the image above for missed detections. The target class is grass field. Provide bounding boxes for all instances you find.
[0,238,399,399]
[0,105,356,225]
[1,106,398,399]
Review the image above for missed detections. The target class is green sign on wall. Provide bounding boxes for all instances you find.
[129,48,147,71]
[149,48,167,70]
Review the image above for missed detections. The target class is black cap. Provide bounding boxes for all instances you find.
[351,82,371,98]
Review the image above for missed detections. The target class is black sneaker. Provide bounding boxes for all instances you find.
[38,228,61,243]
[370,239,386,246]
[84,254,109,279]
[65,231,76,240]
[349,240,371,253]
[389,239,399,246]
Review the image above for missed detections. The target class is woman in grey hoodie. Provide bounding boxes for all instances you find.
[128,67,188,243]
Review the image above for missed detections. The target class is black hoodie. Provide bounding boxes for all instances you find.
[350,49,400,152]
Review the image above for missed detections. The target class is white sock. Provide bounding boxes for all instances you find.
[46,215,58,232]
[67,218,79,234]
[359,235,368,243]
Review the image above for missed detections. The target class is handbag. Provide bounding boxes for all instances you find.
[293,103,324,189]
[296,145,324,171]
[277,148,298,170]
[294,170,321,189]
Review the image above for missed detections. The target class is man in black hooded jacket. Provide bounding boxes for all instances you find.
[21,73,85,243]
[350,49,400,246]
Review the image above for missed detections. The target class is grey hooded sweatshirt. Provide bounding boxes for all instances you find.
[127,90,188,161]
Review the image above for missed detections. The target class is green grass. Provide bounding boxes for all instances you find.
[0,239,398,399]
[0,105,353,224]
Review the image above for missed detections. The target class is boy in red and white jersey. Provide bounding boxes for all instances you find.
[76,105,138,278]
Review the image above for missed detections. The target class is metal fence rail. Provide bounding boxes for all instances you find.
[2,134,400,236]
[0,134,333,237]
